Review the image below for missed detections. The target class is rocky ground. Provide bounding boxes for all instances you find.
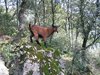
[0,55,9,75]
[0,44,100,75]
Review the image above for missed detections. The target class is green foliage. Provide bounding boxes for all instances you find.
[27,70,33,75]
[95,57,100,67]
[0,37,62,75]
[0,43,15,64]
[0,6,17,35]
[0,0,100,75]
[37,45,60,74]
[0,6,4,13]
[26,44,61,75]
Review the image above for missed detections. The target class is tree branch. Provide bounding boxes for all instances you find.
[85,34,100,49]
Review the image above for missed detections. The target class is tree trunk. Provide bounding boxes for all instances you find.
[12,0,27,43]
[82,35,88,48]
[42,0,46,25]
[4,0,8,14]
[71,0,90,75]
[16,0,19,26]
[50,0,55,43]
[51,0,55,26]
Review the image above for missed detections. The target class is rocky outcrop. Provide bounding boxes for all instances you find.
[0,55,9,75]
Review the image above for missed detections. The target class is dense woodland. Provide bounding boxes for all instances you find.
[0,0,100,75]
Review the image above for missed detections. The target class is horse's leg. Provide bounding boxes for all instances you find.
[36,40,41,45]
[34,32,41,45]
[44,42,47,47]
[30,34,33,43]
[43,37,47,47]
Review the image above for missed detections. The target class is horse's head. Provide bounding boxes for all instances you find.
[52,25,59,33]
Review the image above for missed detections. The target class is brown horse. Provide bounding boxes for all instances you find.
[29,23,59,47]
